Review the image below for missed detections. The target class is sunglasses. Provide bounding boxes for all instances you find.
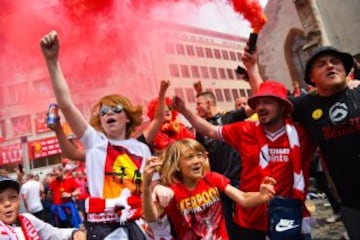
[98,105,124,117]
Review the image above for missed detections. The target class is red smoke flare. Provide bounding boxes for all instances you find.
[61,0,114,19]
[231,0,267,32]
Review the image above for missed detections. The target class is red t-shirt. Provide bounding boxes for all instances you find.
[165,172,230,239]
[49,176,79,204]
[221,121,315,232]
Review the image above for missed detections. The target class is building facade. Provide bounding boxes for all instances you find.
[257,0,360,88]
[0,21,249,174]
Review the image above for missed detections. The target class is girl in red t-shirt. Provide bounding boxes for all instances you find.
[143,138,276,239]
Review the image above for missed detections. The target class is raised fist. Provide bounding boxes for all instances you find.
[40,30,59,60]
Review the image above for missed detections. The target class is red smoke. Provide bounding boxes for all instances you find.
[231,0,267,32]
[0,0,264,117]
[61,0,114,18]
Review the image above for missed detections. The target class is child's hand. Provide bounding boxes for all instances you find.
[152,184,174,207]
[143,157,162,186]
[259,176,276,202]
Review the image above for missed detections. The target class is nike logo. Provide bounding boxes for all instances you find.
[275,219,299,232]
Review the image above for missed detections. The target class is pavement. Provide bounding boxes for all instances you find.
[307,196,347,240]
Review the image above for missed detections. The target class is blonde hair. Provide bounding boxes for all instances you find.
[159,138,207,186]
[89,94,143,138]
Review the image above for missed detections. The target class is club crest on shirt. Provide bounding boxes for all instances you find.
[329,102,349,124]
[312,109,323,120]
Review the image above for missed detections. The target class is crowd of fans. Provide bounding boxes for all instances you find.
[0,30,360,239]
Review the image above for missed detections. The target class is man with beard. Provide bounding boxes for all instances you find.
[172,80,315,240]
[49,165,81,228]
[246,46,360,239]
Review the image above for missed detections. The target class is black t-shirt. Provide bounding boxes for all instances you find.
[290,87,360,209]
[196,109,247,186]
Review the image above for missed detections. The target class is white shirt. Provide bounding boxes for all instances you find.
[20,180,43,213]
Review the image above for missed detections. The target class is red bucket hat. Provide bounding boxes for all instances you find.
[248,80,293,113]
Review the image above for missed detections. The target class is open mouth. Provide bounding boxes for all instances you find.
[106,118,116,124]
[4,210,13,217]
[258,110,268,117]
[192,166,202,173]
[326,71,337,78]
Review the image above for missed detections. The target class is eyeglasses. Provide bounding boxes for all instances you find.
[98,105,124,117]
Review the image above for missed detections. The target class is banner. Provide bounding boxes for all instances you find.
[31,136,61,159]
[0,143,22,164]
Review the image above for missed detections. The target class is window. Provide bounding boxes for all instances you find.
[214,49,221,59]
[196,47,204,57]
[219,68,226,79]
[185,88,196,103]
[237,52,242,61]
[205,48,213,58]
[239,89,246,97]
[229,51,236,61]
[227,69,234,79]
[180,65,190,78]
[186,45,195,56]
[191,66,200,78]
[176,44,185,55]
[222,50,229,60]
[169,64,180,77]
[209,67,218,79]
[0,120,6,141]
[8,83,28,105]
[33,79,51,97]
[165,42,175,54]
[33,155,62,169]
[214,89,224,102]
[174,88,185,100]
[11,115,32,136]
[246,89,251,97]
[200,66,210,79]
[224,89,232,102]
[232,89,239,100]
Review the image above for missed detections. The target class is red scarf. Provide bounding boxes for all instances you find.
[18,214,41,240]
[255,119,305,200]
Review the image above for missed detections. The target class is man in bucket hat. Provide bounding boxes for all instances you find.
[0,176,85,239]
[245,45,360,239]
[172,80,316,240]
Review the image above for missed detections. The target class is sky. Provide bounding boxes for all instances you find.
[151,0,269,37]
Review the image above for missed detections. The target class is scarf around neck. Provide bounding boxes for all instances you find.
[255,119,305,200]
[0,214,40,240]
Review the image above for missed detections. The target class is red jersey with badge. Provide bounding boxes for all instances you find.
[220,121,315,232]
[165,172,230,239]
[49,176,79,205]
